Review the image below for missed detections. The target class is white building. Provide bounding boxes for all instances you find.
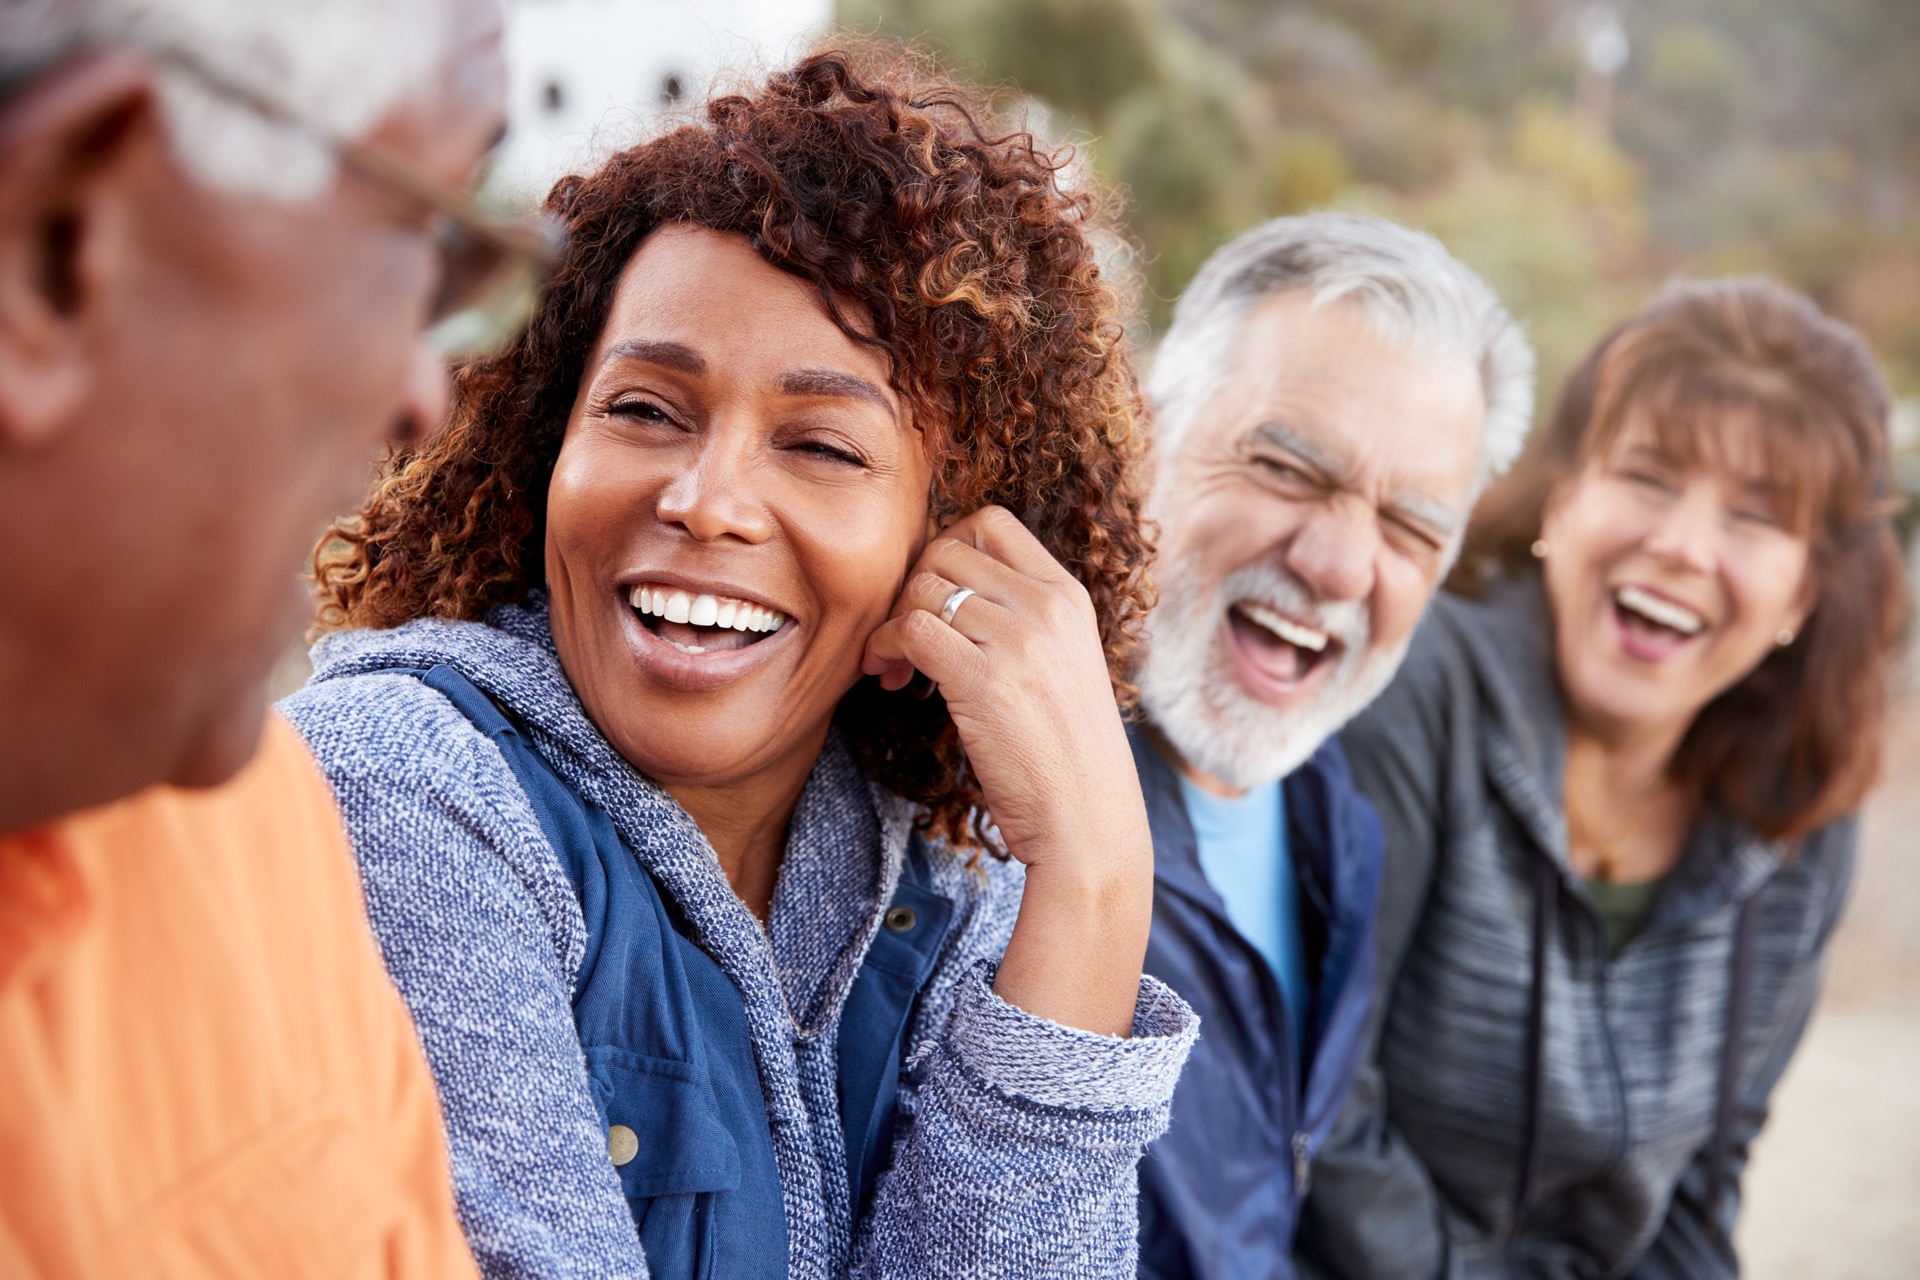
[492,0,834,201]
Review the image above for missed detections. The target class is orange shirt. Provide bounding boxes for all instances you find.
[0,714,479,1280]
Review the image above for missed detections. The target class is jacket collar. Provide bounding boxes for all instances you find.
[1130,720,1382,1066]
[307,595,916,1035]
[1438,574,1789,913]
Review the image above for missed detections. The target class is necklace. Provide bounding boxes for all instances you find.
[1571,779,1663,883]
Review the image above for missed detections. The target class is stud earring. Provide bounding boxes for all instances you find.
[1530,539,1550,559]
[1775,628,1796,647]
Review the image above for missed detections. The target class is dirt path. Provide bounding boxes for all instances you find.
[1738,652,1920,1276]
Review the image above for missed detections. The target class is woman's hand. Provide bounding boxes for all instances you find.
[862,505,1154,1037]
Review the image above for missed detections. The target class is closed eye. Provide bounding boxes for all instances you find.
[1254,455,1320,489]
[1623,467,1675,492]
[791,439,867,467]
[607,397,675,425]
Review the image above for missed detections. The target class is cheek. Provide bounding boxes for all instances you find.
[1369,556,1436,652]
[1726,540,1813,630]
[797,484,926,628]
[547,434,643,565]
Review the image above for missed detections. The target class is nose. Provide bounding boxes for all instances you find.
[391,341,451,447]
[1285,495,1379,604]
[1643,479,1720,572]
[655,426,776,545]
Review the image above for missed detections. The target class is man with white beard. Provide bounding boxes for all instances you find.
[1131,211,1534,1280]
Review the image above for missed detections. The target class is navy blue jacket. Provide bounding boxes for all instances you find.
[1133,726,1383,1280]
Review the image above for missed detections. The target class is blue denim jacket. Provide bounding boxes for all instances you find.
[1133,727,1383,1280]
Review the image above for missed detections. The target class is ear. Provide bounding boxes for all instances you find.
[1536,473,1576,547]
[0,50,159,449]
[1783,553,1820,637]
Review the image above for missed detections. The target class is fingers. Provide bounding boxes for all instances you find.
[938,504,1078,587]
[862,607,988,696]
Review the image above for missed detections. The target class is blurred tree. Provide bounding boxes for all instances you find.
[839,0,1920,401]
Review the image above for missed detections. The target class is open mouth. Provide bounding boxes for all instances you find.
[1227,599,1342,688]
[629,584,789,656]
[1612,583,1705,655]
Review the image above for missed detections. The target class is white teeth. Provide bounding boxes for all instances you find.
[668,640,706,655]
[628,583,788,634]
[1616,585,1704,636]
[1239,601,1330,652]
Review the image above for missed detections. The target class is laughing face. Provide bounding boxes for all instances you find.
[1138,291,1484,790]
[544,225,932,794]
[1541,408,1815,746]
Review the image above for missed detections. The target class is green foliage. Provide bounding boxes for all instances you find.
[839,0,1920,410]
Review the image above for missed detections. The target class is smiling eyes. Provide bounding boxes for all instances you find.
[605,396,869,468]
[1617,464,1785,529]
[1251,453,1446,553]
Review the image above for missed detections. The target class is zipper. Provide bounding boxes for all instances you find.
[1292,1131,1313,1197]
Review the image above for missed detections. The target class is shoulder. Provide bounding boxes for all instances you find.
[278,661,587,982]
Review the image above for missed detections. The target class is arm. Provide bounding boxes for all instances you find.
[1627,822,1858,1280]
[1297,617,1468,1280]
[862,506,1155,1038]
[854,956,1197,1279]
[282,678,649,1280]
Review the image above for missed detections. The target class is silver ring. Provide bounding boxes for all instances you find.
[938,586,976,627]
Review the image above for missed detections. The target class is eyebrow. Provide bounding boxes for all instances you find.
[601,339,706,373]
[1248,419,1462,542]
[780,368,897,420]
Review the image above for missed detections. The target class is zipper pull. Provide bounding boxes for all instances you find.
[1293,1131,1313,1197]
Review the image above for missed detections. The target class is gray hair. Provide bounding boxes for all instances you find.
[1,0,450,200]
[1149,210,1536,488]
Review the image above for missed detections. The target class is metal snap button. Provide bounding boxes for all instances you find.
[607,1123,639,1167]
[883,904,917,933]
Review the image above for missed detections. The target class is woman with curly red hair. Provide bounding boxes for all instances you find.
[279,48,1194,1280]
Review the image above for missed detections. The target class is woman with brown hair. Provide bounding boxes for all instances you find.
[279,50,1194,1280]
[1296,278,1905,1278]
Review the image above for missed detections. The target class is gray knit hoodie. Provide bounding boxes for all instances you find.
[1296,576,1853,1280]
[278,597,1197,1280]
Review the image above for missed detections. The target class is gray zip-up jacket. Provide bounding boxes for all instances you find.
[1296,576,1854,1280]
[279,598,1197,1280]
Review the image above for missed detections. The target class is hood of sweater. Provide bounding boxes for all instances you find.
[1435,573,1789,913]
[304,592,923,1038]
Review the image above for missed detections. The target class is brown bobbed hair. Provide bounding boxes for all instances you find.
[1456,277,1907,841]
[313,48,1154,850]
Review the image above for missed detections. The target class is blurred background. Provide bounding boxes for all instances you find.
[485,3,1920,1272]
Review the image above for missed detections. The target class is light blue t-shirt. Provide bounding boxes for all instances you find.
[1177,775,1309,1054]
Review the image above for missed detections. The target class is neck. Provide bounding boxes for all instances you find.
[1562,707,1688,802]
[1561,709,1698,882]
[661,721,832,922]
[1145,722,1246,799]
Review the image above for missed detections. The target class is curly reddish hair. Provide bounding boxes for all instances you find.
[313,47,1154,850]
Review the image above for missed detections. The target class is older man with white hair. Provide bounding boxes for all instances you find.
[1131,211,1534,1280]
[0,1,551,1271]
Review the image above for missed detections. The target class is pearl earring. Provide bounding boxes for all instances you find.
[1775,628,1796,647]
[1530,539,1550,559]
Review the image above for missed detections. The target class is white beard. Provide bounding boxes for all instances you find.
[1136,554,1409,791]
